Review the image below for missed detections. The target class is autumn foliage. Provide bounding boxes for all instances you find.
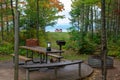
[48,0,64,11]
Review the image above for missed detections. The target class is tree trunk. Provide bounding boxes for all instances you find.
[14,10,19,80]
[0,4,4,41]
[101,0,107,80]
[10,0,15,32]
[14,0,19,80]
[36,0,39,40]
[90,5,94,39]
[5,1,9,40]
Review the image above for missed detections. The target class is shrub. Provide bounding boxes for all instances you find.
[78,41,95,54]
[0,41,13,54]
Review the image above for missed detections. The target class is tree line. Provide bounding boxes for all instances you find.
[0,0,64,44]
[68,0,120,57]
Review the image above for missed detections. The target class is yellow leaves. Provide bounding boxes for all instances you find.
[97,2,101,8]
[0,0,5,3]
[44,4,50,8]
[3,15,13,22]
[19,1,27,5]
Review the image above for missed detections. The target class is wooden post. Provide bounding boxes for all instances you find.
[78,63,82,80]
[26,69,30,80]
[36,0,39,40]
[55,67,58,80]
[14,10,19,80]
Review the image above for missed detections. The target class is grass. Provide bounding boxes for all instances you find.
[0,54,12,61]
[0,32,89,61]
[62,50,89,61]
[0,51,89,61]
[46,32,70,49]
[46,32,89,61]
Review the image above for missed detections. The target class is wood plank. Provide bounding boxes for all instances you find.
[23,60,83,80]
[20,46,64,53]
[48,54,63,59]
[11,54,32,61]
[22,60,83,69]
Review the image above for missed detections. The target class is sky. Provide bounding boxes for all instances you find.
[46,0,72,32]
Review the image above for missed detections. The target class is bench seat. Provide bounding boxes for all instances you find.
[48,54,63,59]
[22,60,83,80]
[11,54,32,63]
[48,53,63,62]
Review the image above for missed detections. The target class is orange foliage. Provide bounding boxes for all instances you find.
[3,15,13,22]
[48,0,64,11]
[0,0,5,3]
[19,1,26,5]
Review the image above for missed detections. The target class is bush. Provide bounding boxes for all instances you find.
[67,27,96,54]
[78,41,95,54]
[0,41,14,54]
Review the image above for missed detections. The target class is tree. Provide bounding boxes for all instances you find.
[21,0,64,37]
[69,0,100,53]
[101,0,107,80]
[14,0,19,80]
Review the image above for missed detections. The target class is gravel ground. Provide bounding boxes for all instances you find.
[0,60,93,80]
[85,59,120,80]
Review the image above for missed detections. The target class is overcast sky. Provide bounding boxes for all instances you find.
[57,0,72,24]
[46,0,72,32]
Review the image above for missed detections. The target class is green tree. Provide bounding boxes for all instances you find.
[69,0,100,54]
[20,0,64,37]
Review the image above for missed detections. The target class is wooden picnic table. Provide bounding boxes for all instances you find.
[19,46,64,63]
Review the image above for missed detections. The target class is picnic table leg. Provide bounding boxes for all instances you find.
[46,52,48,63]
[78,63,82,80]
[13,55,15,63]
[26,50,29,57]
[31,51,34,61]
[39,53,42,63]
[26,69,30,80]
[55,67,58,80]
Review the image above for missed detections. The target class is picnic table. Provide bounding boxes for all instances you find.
[14,46,83,80]
[19,46,64,63]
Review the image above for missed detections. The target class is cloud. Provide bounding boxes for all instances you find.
[46,24,71,32]
[57,0,72,24]
[57,18,70,24]
[58,0,72,16]
[46,0,72,32]
[59,0,72,11]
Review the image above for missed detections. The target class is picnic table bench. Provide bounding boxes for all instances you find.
[19,46,64,63]
[22,60,83,80]
[10,54,32,64]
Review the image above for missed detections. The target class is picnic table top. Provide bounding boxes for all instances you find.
[20,46,64,53]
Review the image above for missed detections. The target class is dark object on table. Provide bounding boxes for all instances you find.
[56,40,66,56]
[56,40,66,50]
[46,47,51,51]
[46,42,51,51]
